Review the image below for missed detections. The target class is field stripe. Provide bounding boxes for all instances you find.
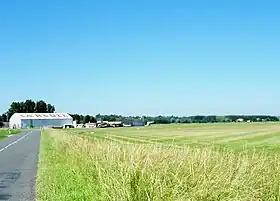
[249,136,280,146]
[200,131,264,142]
[108,134,183,148]
[214,131,279,143]
[104,135,133,145]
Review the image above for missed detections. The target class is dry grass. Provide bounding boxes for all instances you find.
[37,127,280,201]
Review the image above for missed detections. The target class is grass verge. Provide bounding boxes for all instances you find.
[37,129,280,201]
[0,129,21,140]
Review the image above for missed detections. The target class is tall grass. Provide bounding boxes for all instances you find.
[37,130,280,201]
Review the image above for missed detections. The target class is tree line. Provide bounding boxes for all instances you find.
[0,99,279,127]
[0,99,55,122]
[70,114,279,124]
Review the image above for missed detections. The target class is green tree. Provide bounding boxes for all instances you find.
[47,104,55,113]
[24,99,36,113]
[89,116,97,123]
[7,102,22,119]
[5,100,55,120]
[83,115,91,124]
[35,100,47,113]
[70,114,81,123]
[0,113,7,122]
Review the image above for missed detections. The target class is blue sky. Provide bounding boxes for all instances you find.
[0,0,279,116]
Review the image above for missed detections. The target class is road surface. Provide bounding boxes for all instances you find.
[0,130,41,201]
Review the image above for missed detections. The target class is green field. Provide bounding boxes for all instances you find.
[37,123,280,201]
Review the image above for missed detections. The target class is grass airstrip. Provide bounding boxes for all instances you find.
[37,123,280,201]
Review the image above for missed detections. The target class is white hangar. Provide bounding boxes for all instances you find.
[9,113,73,129]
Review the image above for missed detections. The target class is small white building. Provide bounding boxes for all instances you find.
[9,113,73,129]
[236,118,244,122]
[85,123,96,128]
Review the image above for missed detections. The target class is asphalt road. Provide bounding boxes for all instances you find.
[0,130,41,201]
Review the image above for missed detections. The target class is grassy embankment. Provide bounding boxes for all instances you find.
[0,129,21,140]
[37,123,280,201]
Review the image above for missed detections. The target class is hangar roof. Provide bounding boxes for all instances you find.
[11,113,72,120]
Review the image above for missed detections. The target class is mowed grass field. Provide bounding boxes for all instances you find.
[74,122,280,151]
[37,123,280,201]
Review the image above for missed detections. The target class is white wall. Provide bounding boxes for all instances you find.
[9,114,22,129]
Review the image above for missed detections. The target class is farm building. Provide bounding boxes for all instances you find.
[9,113,73,129]
[122,120,145,127]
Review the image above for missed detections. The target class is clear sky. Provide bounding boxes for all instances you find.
[0,0,279,116]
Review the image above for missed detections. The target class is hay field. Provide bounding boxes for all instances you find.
[37,123,280,201]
